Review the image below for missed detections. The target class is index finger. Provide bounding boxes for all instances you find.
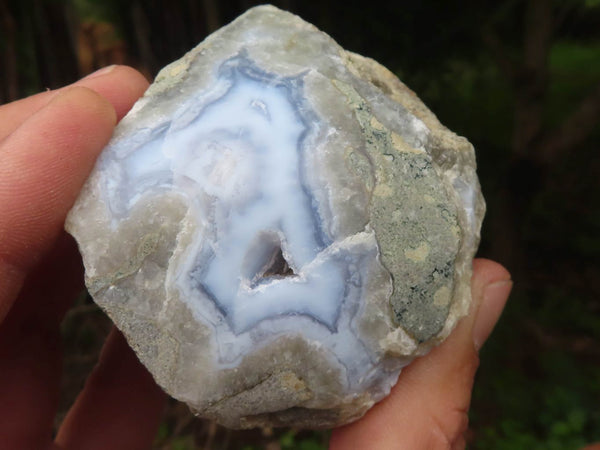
[0,65,148,141]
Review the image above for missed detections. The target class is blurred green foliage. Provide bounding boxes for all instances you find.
[547,42,600,126]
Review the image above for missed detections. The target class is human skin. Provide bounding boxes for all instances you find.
[0,66,513,449]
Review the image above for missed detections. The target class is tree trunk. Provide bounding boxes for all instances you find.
[202,0,220,33]
[0,0,18,102]
[131,1,159,75]
[512,0,552,158]
[488,0,553,277]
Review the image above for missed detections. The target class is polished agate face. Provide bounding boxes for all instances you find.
[66,5,484,429]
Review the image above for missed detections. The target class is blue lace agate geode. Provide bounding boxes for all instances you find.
[66,5,484,428]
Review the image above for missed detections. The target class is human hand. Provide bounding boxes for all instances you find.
[0,66,166,450]
[330,258,512,449]
[0,65,514,450]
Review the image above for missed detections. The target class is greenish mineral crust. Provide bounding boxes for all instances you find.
[333,80,460,343]
[65,5,484,430]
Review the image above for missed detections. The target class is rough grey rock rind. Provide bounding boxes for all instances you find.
[66,5,484,429]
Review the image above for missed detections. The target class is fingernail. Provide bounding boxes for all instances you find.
[472,280,512,351]
[83,65,117,80]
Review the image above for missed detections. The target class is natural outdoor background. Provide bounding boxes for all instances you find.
[1,0,599,448]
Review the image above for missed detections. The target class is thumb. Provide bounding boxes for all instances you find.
[330,258,512,449]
